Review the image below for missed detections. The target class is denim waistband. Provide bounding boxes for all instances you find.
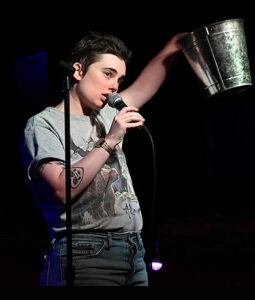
[51,230,143,250]
[53,230,142,242]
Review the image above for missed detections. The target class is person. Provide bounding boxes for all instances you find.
[20,31,186,286]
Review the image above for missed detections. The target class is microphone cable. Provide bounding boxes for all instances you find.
[140,124,157,257]
[107,92,158,253]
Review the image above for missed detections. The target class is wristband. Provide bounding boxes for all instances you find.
[95,138,113,155]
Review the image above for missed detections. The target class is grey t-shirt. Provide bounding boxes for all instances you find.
[21,105,143,238]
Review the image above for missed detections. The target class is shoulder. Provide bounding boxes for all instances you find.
[24,107,64,130]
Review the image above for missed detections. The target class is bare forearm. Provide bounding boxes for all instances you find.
[69,147,110,199]
[41,146,111,204]
[121,32,187,108]
[121,53,176,107]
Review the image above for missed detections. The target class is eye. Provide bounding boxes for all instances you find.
[104,71,112,78]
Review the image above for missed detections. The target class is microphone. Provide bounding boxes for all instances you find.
[107,92,149,133]
[107,92,127,110]
[58,60,76,75]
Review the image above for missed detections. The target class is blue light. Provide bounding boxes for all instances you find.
[14,51,48,105]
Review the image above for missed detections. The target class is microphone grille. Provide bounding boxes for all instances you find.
[107,92,122,108]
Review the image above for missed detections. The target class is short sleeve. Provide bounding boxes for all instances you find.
[20,118,65,181]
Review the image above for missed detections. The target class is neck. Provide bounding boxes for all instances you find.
[55,92,93,116]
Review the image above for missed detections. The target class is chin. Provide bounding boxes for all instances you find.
[97,101,106,110]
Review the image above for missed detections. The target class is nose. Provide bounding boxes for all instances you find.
[109,79,119,93]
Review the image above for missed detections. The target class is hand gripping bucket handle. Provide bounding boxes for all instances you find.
[177,19,252,97]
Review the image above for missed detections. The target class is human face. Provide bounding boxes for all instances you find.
[72,53,126,114]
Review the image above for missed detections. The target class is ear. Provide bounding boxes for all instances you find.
[73,62,84,80]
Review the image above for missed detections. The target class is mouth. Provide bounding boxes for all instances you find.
[101,94,110,102]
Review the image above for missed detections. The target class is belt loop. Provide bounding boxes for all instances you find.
[136,232,142,250]
[105,232,112,249]
[51,238,56,250]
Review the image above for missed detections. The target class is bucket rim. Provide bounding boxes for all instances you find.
[199,18,244,31]
[178,18,245,44]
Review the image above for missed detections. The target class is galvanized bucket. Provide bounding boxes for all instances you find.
[178,19,252,97]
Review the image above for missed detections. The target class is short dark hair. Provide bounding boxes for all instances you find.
[68,32,132,73]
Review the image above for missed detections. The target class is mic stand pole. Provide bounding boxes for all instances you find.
[59,60,75,286]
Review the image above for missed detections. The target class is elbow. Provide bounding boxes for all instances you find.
[54,186,81,205]
[54,188,67,205]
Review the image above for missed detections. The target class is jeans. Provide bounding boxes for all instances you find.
[40,231,148,286]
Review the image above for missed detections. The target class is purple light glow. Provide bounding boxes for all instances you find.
[151,260,163,271]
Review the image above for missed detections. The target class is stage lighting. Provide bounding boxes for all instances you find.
[151,259,163,271]
[150,240,163,271]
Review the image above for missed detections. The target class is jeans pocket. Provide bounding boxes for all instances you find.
[72,240,106,259]
[59,238,107,283]
[60,238,107,261]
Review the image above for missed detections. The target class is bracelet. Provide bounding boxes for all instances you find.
[95,138,113,155]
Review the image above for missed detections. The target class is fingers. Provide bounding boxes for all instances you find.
[106,107,145,146]
[116,107,145,126]
[121,113,145,125]
[119,106,139,113]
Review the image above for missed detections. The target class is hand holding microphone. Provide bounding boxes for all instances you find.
[107,92,130,110]
[105,92,145,147]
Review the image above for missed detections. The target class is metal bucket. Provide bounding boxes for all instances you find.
[177,19,252,97]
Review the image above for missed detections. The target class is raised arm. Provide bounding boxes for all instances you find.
[120,32,187,108]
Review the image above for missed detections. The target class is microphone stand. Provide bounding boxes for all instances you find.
[59,61,75,286]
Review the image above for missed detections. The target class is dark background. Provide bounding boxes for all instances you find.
[1,2,255,286]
